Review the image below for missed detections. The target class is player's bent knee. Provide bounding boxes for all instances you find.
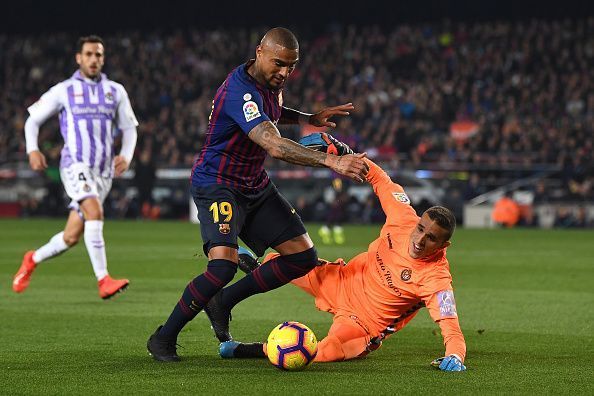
[79,197,104,220]
[206,259,238,286]
[282,247,318,273]
[314,335,345,362]
[208,245,239,262]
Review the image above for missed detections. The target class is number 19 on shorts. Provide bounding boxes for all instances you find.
[209,201,233,223]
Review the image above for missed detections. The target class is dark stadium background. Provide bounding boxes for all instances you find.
[1,0,590,33]
[1,0,592,227]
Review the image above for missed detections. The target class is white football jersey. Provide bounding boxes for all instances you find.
[27,71,138,178]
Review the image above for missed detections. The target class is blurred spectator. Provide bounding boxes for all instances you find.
[492,191,521,227]
[134,146,159,219]
[2,19,593,222]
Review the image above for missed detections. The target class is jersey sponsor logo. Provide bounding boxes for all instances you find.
[243,93,252,101]
[400,268,412,281]
[437,290,457,318]
[375,252,401,296]
[243,100,261,122]
[392,192,410,204]
[219,223,231,234]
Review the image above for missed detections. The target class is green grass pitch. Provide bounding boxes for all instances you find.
[1,219,593,395]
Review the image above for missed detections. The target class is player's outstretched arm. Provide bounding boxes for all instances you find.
[248,121,368,183]
[280,103,354,128]
[425,291,467,371]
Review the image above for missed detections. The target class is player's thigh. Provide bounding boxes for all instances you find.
[191,185,245,255]
[95,175,112,205]
[240,187,308,257]
[79,197,103,220]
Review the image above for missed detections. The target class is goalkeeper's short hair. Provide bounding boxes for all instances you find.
[424,206,456,241]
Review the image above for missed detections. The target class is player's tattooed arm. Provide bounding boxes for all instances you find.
[248,121,326,167]
[248,121,369,182]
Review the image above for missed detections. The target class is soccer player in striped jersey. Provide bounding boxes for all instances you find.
[13,35,138,300]
[147,27,369,361]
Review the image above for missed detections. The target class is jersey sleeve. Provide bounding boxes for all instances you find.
[364,159,418,228]
[27,84,63,123]
[424,287,466,361]
[225,85,271,134]
[114,85,139,130]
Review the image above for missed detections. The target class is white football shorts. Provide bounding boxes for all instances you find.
[60,162,112,212]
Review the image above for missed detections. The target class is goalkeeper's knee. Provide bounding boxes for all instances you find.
[315,335,346,362]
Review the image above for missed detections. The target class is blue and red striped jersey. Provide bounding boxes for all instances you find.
[191,61,283,191]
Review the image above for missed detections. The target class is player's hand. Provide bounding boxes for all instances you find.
[299,132,354,156]
[113,155,129,177]
[309,103,354,128]
[430,355,466,372]
[28,150,48,171]
[325,152,369,183]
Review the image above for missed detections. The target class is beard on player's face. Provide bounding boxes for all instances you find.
[77,43,104,79]
[256,46,297,90]
[81,63,101,78]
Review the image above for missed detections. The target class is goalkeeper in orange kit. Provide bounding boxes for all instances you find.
[216,133,467,371]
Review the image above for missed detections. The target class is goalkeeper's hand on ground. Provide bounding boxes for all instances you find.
[430,354,466,372]
[298,132,354,156]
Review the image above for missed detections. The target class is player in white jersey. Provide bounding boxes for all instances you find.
[13,35,139,299]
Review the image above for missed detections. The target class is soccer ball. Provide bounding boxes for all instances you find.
[267,321,318,371]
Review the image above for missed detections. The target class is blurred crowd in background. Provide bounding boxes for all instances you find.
[1,18,593,226]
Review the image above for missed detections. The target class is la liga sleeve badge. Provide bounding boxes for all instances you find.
[392,192,410,205]
[243,100,261,122]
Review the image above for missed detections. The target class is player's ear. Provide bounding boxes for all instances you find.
[75,53,82,66]
[442,240,451,249]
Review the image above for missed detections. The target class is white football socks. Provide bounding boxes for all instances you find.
[84,220,108,280]
[32,231,69,263]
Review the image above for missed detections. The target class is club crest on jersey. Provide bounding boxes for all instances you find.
[400,269,412,281]
[437,290,457,318]
[219,223,231,235]
[105,92,114,102]
[83,184,91,193]
[243,100,261,122]
[392,192,410,205]
[243,93,252,101]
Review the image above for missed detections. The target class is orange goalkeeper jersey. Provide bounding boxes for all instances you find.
[318,160,466,360]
